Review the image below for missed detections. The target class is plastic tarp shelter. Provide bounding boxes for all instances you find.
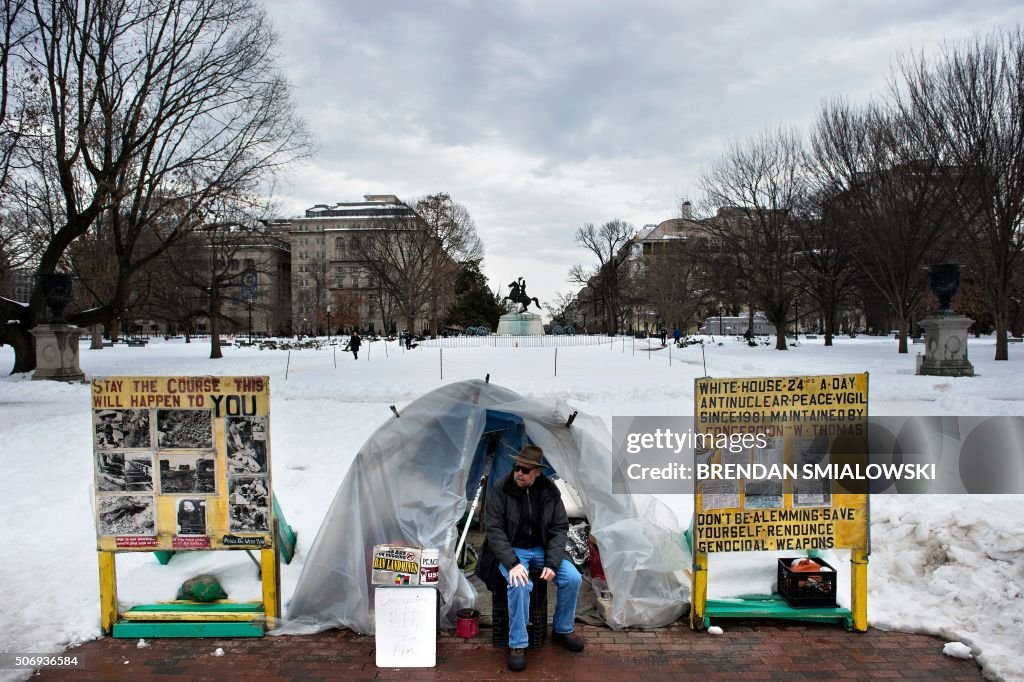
[280,379,689,635]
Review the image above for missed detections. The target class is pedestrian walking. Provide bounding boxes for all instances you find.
[350,331,362,359]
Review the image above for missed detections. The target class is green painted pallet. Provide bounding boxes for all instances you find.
[113,621,264,638]
[704,594,853,629]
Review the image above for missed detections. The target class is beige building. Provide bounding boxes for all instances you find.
[272,195,430,335]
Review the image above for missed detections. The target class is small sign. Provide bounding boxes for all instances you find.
[115,536,158,549]
[222,535,269,547]
[172,536,211,549]
[372,544,422,585]
[375,586,436,667]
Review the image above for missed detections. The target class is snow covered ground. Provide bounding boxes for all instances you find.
[0,334,1021,680]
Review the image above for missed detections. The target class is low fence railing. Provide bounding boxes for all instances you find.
[417,334,620,349]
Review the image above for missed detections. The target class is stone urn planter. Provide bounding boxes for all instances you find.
[927,263,964,316]
[36,272,75,323]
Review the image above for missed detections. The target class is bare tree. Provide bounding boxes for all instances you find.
[330,289,364,334]
[0,0,29,194]
[569,219,634,335]
[544,291,577,327]
[794,186,867,346]
[897,28,1024,360]
[810,99,958,353]
[699,127,807,350]
[348,194,480,336]
[413,193,483,335]
[637,239,715,334]
[301,255,331,335]
[0,0,311,373]
[352,216,434,334]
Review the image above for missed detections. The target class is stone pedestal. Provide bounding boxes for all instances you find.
[31,324,85,382]
[496,312,544,336]
[918,316,975,377]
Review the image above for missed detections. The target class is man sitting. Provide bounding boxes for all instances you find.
[484,445,584,672]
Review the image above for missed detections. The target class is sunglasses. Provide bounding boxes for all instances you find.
[513,465,538,474]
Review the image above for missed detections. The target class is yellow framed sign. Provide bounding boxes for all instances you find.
[691,373,870,631]
[91,376,272,552]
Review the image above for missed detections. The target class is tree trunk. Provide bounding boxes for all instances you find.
[824,308,835,347]
[897,318,908,354]
[210,286,223,359]
[1,324,35,374]
[210,308,223,359]
[775,331,788,350]
[995,318,1008,361]
[90,324,104,350]
[110,318,121,343]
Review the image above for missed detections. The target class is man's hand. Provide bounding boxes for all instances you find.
[540,567,555,581]
[508,564,530,587]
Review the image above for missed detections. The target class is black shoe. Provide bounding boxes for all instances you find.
[551,630,585,652]
[507,647,526,671]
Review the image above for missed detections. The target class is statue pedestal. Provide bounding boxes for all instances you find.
[31,324,85,382]
[918,316,975,377]
[496,312,544,336]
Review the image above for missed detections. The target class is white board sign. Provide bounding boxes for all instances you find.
[374,586,436,668]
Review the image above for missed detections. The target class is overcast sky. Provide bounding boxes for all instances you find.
[264,1,1024,307]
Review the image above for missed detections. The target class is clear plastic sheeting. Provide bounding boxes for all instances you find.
[279,380,689,635]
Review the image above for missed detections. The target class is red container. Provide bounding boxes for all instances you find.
[456,608,479,638]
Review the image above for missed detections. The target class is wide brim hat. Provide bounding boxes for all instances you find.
[509,446,544,469]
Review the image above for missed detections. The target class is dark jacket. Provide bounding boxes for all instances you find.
[349,334,361,350]
[481,473,569,583]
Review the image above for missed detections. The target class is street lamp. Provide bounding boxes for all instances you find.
[326,305,332,343]
[718,307,724,336]
[302,317,307,338]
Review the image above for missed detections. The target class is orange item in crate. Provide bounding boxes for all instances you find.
[790,558,821,572]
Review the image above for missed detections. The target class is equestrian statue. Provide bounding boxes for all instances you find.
[504,277,541,314]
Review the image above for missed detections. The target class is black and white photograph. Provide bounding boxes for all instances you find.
[229,504,269,533]
[176,499,207,535]
[95,452,125,492]
[225,416,268,474]
[97,495,156,536]
[156,409,213,449]
[125,456,154,492]
[98,453,154,492]
[94,409,151,450]
[228,475,269,508]
[158,454,216,494]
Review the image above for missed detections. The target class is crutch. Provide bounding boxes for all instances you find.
[455,434,498,566]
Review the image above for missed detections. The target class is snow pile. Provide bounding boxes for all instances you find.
[944,641,974,659]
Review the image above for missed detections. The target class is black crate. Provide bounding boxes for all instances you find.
[491,569,548,649]
[777,557,838,608]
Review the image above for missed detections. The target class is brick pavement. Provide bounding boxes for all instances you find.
[37,622,983,681]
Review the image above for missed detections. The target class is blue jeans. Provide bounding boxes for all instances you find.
[498,546,581,649]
